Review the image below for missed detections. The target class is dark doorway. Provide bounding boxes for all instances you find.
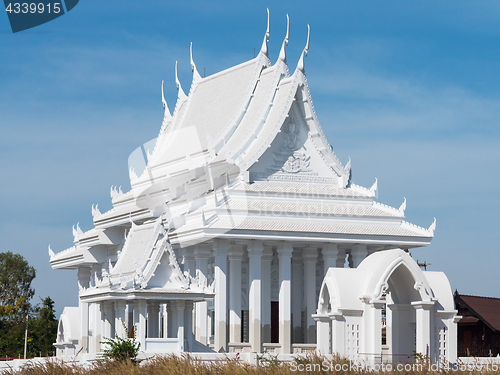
[271,301,279,343]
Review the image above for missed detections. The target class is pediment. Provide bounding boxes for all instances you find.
[249,100,342,184]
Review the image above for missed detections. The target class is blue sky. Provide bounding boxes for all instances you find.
[1,1,499,316]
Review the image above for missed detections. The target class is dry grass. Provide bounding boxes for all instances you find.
[2,354,500,374]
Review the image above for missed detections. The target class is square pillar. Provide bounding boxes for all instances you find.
[114,300,127,339]
[194,244,211,345]
[412,301,434,357]
[261,246,273,344]
[277,242,293,354]
[248,241,263,352]
[101,301,114,339]
[303,247,318,344]
[91,303,101,353]
[213,239,229,352]
[184,301,194,352]
[291,249,303,344]
[79,300,89,353]
[147,302,160,339]
[313,314,330,355]
[228,245,244,344]
[134,300,147,350]
[176,301,185,351]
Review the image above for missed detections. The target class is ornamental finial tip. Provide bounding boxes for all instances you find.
[190,42,202,82]
[297,24,311,72]
[175,61,187,100]
[260,8,270,55]
[279,14,290,62]
[161,80,172,120]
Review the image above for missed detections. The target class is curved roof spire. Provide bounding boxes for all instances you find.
[190,42,203,82]
[161,80,172,121]
[175,61,188,101]
[278,14,290,62]
[297,24,310,72]
[260,8,270,56]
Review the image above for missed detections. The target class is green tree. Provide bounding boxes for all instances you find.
[30,297,58,357]
[0,252,36,357]
[0,251,36,322]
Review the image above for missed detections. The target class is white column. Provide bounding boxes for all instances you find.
[114,300,127,339]
[101,301,114,340]
[291,249,303,344]
[412,301,434,357]
[184,301,194,352]
[277,242,293,354]
[228,245,244,344]
[303,247,318,344]
[261,246,273,344]
[177,301,185,351]
[194,244,211,345]
[313,315,330,354]
[213,239,229,352]
[137,300,147,350]
[248,241,263,352]
[79,300,89,353]
[77,267,90,353]
[362,299,384,365]
[322,244,345,274]
[167,301,177,339]
[147,302,160,339]
[351,244,368,267]
[330,312,345,356]
[92,303,101,353]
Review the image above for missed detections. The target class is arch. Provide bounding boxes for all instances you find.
[361,249,433,302]
[317,269,342,314]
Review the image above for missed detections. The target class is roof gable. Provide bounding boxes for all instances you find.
[457,294,500,331]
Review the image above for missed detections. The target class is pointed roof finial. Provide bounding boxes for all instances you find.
[279,14,290,62]
[175,61,187,101]
[297,24,310,72]
[260,8,270,56]
[161,80,172,120]
[190,42,202,82]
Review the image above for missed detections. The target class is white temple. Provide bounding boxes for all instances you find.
[49,12,459,364]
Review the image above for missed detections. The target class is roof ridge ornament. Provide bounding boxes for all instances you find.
[399,197,407,214]
[369,178,378,195]
[190,42,203,82]
[297,24,310,72]
[175,61,188,101]
[428,217,437,236]
[161,80,172,121]
[278,14,290,62]
[260,8,270,56]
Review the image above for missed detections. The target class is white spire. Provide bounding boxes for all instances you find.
[297,24,310,72]
[278,14,290,62]
[190,42,202,82]
[370,178,378,195]
[428,217,437,236]
[175,61,187,101]
[161,80,172,121]
[260,8,270,56]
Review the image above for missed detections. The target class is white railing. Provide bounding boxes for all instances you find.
[292,343,317,354]
[262,343,281,353]
[228,343,252,353]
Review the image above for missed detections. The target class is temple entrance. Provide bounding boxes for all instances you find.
[385,264,421,362]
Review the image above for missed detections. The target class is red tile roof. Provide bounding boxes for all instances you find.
[458,294,500,331]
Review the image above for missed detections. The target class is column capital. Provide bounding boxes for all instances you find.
[228,244,245,260]
[194,243,212,259]
[213,239,230,256]
[262,245,273,261]
[277,242,293,258]
[302,247,318,262]
[247,240,264,257]
[322,243,340,258]
[411,300,435,310]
